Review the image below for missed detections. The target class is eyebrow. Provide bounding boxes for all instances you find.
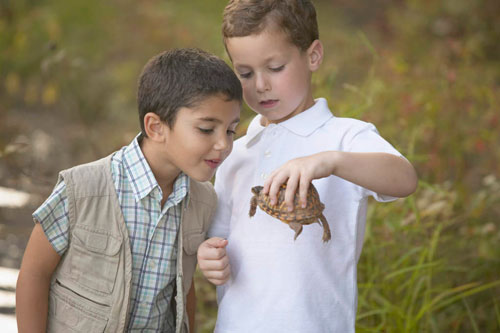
[234,64,251,71]
[198,117,240,124]
[234,55,283,69]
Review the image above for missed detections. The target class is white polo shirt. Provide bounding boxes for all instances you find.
[209,98,403,333]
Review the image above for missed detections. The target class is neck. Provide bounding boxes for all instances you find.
[140,137,180,201]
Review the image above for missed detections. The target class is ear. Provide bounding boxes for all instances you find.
[143,112,166,142]
[307,39,323,72]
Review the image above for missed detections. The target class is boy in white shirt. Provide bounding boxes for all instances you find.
[197,1,418,332]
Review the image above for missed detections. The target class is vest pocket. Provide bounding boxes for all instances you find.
[48,280,109,332]
[70,227,122,294]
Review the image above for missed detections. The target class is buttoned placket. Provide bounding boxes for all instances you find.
[256,125,281,183]
[148,188,163,270]
[137,187,178,306]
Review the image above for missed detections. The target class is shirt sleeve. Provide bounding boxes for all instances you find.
[345,122,405,202]
[32,180,70,255]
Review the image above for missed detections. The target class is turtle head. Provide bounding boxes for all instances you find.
[251,186,263,195]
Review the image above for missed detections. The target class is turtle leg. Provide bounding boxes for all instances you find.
[249,196,257,217]
[289,222,303,241]
[319,214,331,242]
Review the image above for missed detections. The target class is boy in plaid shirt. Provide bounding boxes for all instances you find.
[16,48,242,332]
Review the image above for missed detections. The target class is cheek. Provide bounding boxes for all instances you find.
[281,71,301,90]
[174,133,207,159]
[242,82,254,98]
[188,137,211,155]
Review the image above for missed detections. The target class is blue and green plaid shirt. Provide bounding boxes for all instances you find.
[33,134,189,331]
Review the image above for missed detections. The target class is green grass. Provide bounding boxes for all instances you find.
[356,179,500,331]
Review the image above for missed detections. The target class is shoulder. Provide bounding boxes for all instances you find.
[60,154,115,197]
[34,180,68,215]
[32,179,70,255]
[61,155,111,179]
[320,115,382,145]
[326,116,402,155]
[325,115,376,134]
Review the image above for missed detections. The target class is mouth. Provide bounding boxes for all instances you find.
[205,159,222,169]
[259,99,279,108]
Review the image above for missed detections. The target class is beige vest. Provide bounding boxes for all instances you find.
[46,155,216,332]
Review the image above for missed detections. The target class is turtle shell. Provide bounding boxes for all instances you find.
[257,183,325,222]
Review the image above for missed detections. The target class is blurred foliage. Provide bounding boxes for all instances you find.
[357,176,500,331]
[1,0,499,331]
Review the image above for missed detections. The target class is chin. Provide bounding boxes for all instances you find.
[257,110,287,122]
[194,176,213,182]
[187,170,215,183]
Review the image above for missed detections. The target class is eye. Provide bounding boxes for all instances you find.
[238,72,252,79]
[270,65,284,72]
[227,129,236,136]
[198,128,214,134]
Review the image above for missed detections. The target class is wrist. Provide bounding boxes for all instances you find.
[322,151,339,176]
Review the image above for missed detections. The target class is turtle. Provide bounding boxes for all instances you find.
[249,183,331,242]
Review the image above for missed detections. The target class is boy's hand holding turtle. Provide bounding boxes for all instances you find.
[197,237,231,285]
[263,151,417,213]
[263,151,334,212]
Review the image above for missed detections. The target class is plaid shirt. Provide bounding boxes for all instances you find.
[33,134,189,331]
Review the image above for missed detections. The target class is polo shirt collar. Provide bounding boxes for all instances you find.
[245,98,333,147]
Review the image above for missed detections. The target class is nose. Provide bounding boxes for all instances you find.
[255,73,270,93]
[214,132,232,152]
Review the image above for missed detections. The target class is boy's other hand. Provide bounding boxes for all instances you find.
[263,152,335,212]
[197,237,231,286]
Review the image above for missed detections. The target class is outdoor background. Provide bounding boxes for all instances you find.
[1,0,499,332]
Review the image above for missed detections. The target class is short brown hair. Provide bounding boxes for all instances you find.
[137,48,242,135]
[222,0,319,51]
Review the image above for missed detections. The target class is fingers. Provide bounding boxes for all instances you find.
[198,252,231,286]
[262,173,273,195]
[298,177,310,208]
[198,245,227,262]
[262,153,330,210]
[198,237,231,285]
[205,271,231,286]
[284,174,311,210]
[262,161,305,210]
[199,254,229,271]
[268,171,290,206]
[201,237,228,249]
[262,171,278,200]
[198,238,228,260]
[199,255,231,286]
[283,174,299,211]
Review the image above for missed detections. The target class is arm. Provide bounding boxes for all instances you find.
[197,237,230,285]
[186,280,196,332]
[16,223,61,333]
[264,151,418,210]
